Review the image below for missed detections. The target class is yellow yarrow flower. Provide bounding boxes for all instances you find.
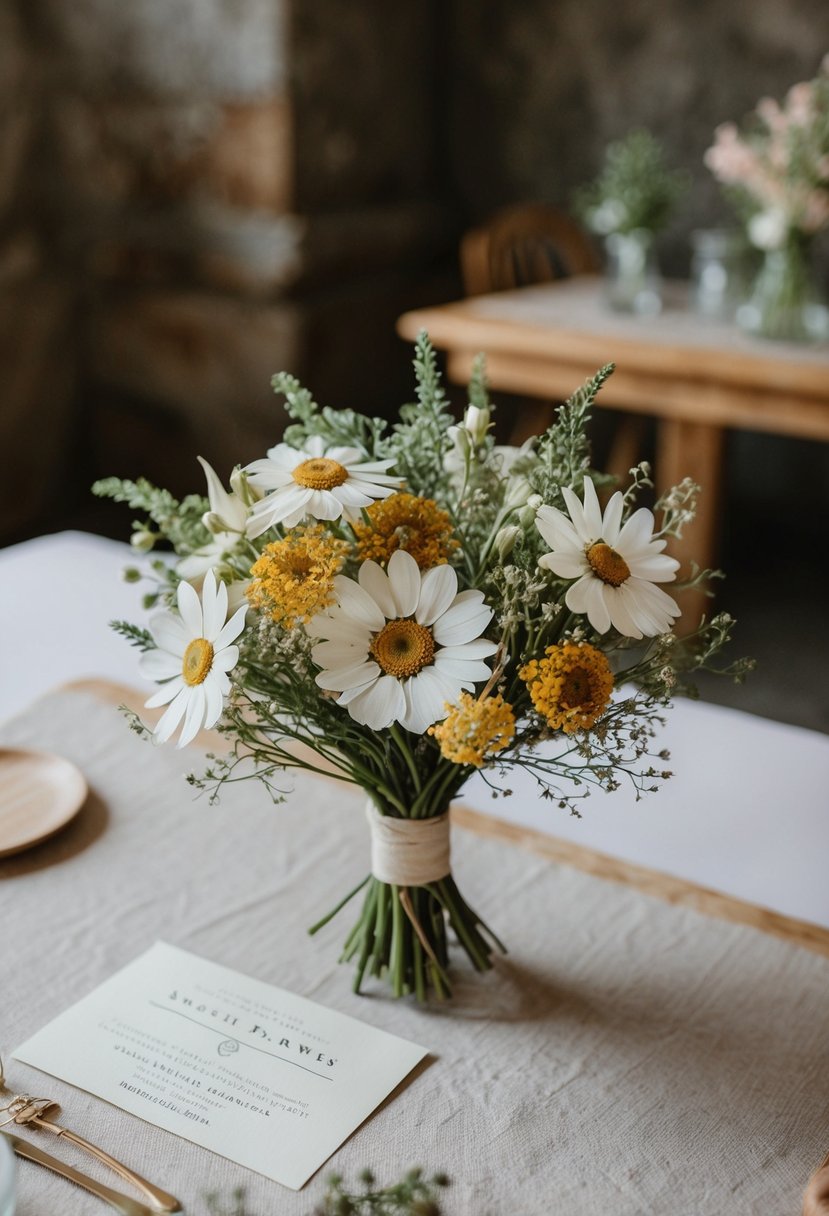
[520,641,613,734]
[353,492,459,569]
[247,525,348,627]
[430,692,515,767]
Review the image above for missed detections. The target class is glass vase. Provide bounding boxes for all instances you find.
[604,228,662,316]
[737,235,829,342]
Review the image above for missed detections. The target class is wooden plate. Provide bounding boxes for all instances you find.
[0,749,88,858]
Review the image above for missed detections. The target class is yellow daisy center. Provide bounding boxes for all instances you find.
[292,457,349,491]
[371,619,435,679]
[519,642,613,734]
[586,541,630,587]
[182,637,214,686]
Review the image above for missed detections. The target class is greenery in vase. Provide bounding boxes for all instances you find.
[575,129,687,236]
[95,334,750,1001]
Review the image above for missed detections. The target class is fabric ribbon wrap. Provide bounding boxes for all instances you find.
[365,801,451,886]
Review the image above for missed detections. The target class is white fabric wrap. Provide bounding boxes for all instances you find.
[365,801,451,886]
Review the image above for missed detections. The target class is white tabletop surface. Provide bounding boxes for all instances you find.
[2,530,828,931]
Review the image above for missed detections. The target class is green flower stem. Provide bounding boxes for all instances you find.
[307,875,370,935]
[312,868,501,1000]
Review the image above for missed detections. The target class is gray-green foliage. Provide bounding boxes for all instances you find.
[278,373,389,458]
[92,477,210,554]
[576,129,687,234]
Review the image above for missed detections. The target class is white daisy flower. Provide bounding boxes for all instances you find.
[308,550,497,734]
[176,457,253,582]
[139,569,247,748]
[244,435,402,538]
[535,478,680,639]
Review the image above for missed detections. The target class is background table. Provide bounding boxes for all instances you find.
[397,276,829,617]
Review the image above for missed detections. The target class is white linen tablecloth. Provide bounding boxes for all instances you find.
[2,688,828,1215]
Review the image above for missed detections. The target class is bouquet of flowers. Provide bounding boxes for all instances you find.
[576,129,686,238]
[95,336,748,1001]
[704,57,829,340]
[704,57,829,252]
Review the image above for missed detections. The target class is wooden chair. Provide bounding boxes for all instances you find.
[459,203,643,474]
[460,203,600,297]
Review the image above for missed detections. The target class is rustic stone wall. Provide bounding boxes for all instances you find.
[2,0,456,540]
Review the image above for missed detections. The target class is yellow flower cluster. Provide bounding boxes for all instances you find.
[353,492,459,569]
[246,525,348,626]
[430,692,516,768]
[520,642,613,734]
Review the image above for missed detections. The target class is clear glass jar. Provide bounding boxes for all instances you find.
[690,228,745,321]
[0,1136,15,1216]
[737,233,829,342]
[604,229,662,316]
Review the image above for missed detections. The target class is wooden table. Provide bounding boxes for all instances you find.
[398,276,829,621]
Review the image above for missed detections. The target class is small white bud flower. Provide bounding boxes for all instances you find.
[130,529,156,552]
[495,525,521,561]
[527,494,543,510]
[463,403,490,445]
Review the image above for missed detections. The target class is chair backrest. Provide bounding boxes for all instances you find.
[460,202,600,296]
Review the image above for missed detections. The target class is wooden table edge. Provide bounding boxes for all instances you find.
[53,677,829,963]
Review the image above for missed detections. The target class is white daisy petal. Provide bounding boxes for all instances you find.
[358,561,398,619]
[561,485,592,543]
[177,685,207,749]
[332,483,373,508]
[149,612,189,657]
[316,661,380,692]
[154,687,190,744]
[539,551,588,579]
[305,490,345,521]
[580,477,605,538]
[307,614,371,647]
[603,584,642,638]
[415,565,458,626]
[212,644,239,673]
[584,578,615,634]
[535,505,582,553]
[203,676,225,730]
[387,550,421,617]
[432,591,493,647]
[438,640,496,662]
[433,655,492,683]
[330,576,386,631]
[565,574,597,616]
[625,551,680,582]
[145,677,185,709]
[343,676,406,730]
[202,574,228,642]
[601,491,625,545]
[177,578,204,637]
[616,507,659,553]
[212,603,248,651]
[139,649,183,681]
[323,445,363,464]
[400,669,450,734]
[311,639,366,668]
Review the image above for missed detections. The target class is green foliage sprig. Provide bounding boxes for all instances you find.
[92,477,209,554]
[576,129,687,235]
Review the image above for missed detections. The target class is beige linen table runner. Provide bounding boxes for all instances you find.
[1,688,828,1215]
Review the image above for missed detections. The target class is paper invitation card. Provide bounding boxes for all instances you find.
[14,942,428,1190]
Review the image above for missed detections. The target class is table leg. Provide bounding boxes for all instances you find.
[656,420,725,633]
